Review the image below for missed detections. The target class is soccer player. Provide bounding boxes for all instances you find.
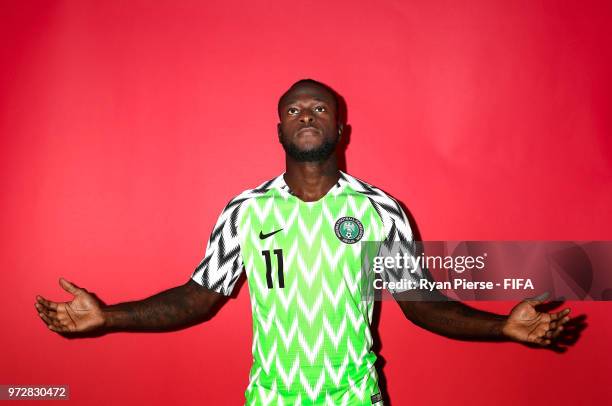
[35,79,571,405]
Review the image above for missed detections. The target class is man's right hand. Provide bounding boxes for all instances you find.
[36,277,226,334]
[35,278,106,334]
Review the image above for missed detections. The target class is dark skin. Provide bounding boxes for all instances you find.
[277,83,343,202]
[35,82,570,346]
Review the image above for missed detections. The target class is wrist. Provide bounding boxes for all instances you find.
[500,316,516,341]
[100,305,114,330]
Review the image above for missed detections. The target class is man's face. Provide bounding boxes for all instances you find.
[277,84,342,162]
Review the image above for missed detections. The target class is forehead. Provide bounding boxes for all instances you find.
[280,84,336,107]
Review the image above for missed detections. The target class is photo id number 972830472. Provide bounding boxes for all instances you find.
[0,385,69,400]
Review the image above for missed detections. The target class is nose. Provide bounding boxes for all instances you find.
[299,111,315,124]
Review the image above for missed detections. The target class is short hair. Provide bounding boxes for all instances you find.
[277,78,340,119]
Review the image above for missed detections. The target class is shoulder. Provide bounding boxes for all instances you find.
[341,172,405,218]
[342,172,414,241]
[209,175,282,239]
[219,175,281,214]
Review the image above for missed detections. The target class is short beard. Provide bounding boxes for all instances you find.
[280,138,338,162]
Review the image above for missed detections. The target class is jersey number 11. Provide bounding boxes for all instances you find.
[262,249,284,289]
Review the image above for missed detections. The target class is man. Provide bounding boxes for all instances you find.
[35,79,571,405]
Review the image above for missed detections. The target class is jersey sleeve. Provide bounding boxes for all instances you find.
[191,196,246,296]
[373,193,423,294]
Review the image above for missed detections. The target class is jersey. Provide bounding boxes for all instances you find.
[191,171,421,405]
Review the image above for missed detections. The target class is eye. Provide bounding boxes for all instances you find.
[287,107,299,115]
[314,105,326,113]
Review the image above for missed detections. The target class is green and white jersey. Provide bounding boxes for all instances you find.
[191,171,420,406]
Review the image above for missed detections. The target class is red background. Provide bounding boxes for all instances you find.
[1,1,611,405]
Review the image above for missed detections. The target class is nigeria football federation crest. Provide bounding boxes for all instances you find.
[334,216,364,244]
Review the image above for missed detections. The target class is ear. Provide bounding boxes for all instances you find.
[337,123,344,140]
[277,123,282,141]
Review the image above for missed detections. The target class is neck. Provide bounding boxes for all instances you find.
[283,155,340,202]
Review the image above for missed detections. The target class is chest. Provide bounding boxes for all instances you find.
[239,194,384,302]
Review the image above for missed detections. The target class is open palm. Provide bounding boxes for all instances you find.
[503,293,571,346]
[35,278,106,333]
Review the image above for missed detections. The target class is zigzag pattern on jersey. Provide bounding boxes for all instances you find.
[192,176,279,295]
[340,173,424,287]
[242,174,388,405]
[192,172,413,405]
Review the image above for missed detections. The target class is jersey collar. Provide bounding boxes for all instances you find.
[271,170,349,199]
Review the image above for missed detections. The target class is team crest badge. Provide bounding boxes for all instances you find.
[334,217,364,244]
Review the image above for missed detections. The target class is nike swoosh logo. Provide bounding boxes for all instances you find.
[259,229,283,239]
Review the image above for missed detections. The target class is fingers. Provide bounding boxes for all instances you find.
[35,296,65,331]
[549,316,570,330]
[543,325,565,340]
[550,308,571,322]
[533,310,571,346]
[36,295,58,312]
[525,292,550,306]
[551,325,564,339]
[37,305,65,332]
[538,324,552,345]
[35,297,58,322]
[552,311,571,339]
[35,281,84,334]
[59,277,82,295]
[547,310,571,336]
[38,308,74,333]
[38,310,52,326]
[39,311,61,330]
[35,301,56,318]
[531,333,551,346]
[35,300,75,333]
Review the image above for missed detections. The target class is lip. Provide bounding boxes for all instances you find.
[297,126,321,135]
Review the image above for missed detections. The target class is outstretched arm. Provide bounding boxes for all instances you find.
[35,277,226,334]
[395,290,571,346]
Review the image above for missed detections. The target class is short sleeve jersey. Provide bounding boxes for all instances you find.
[191,171,421,405]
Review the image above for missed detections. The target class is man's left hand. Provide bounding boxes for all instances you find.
[502,292,571,346]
